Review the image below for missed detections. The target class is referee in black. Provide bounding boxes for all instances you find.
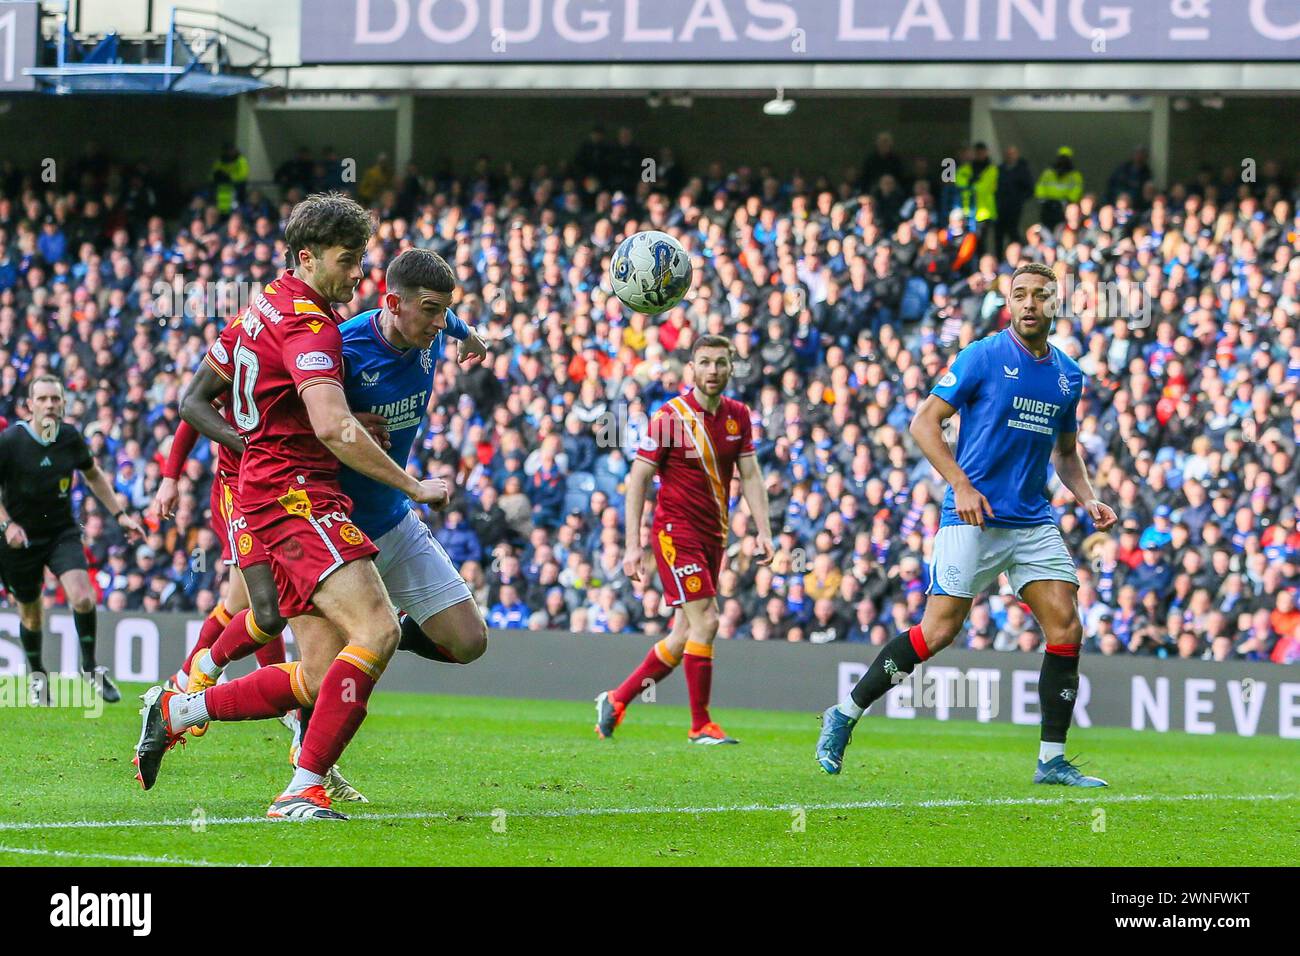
[0,374,145,704]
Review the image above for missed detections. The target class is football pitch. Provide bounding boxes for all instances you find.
[1,683,1295,867]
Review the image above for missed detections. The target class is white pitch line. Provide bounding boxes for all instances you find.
[0,844,260,866]
[0,792,1291,834]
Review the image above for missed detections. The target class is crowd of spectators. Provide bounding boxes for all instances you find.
[1,124,1297,666]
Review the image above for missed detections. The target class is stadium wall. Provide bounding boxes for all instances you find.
[4,612,1297,738]
[408,95,970,180]
[0,97,238,186]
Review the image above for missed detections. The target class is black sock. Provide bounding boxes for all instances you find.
[851,630,926,711]
[19,624,44,675]
[397,613,459,664]
[74,609,97,671]
[298,707,311,747]
[1038,649,1081,745]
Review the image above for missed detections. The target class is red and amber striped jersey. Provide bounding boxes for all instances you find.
[203,270,346,508]
[636,391,755,541]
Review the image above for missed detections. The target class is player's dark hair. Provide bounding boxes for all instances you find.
[284,192,373,268]
[1011,261,1057,284]
[387,248,455,297]
[692,334,733,358]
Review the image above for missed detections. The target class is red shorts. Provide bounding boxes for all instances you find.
[210,474,234,564]
[220,478,269,567]
[241,483,378,618]
[651,523,724,608]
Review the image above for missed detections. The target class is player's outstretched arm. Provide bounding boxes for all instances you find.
[180,363,243,455]
[1052,431,1116,531]
[81,463,145,541]
[302,381,445,506]
[622,458,656,583]
[910,394,993,527]
[737,454,774,564]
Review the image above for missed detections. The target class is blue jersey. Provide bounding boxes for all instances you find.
[338,308,469,539]
[930,329,1083,528]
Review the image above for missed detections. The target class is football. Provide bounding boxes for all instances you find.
[609,230,692,315]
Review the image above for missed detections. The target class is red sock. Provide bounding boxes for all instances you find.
[254,636,286,667]
[297,645,384,776]
[202,662,308,722]
[612,639,680,706]
[210,608,279,668]
[184,603,231,673]
[683,641,714,731]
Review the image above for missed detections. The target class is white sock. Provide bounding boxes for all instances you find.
[1039,741,1066,763]
[173,667,188,686]
[196,649,223,680]
[837,697,865,720]
[286,766,326,793]
[167,691,209,731]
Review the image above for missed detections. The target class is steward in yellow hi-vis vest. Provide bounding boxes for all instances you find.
[1035,146,1084,231]
[955,142,1000,225]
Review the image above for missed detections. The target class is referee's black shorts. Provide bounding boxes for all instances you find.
[0,526,88,605]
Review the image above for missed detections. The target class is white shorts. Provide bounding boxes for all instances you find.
[928,524,1079,599]
[373,510,474,624]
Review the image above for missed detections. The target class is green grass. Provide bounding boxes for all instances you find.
[1,681,1295,866]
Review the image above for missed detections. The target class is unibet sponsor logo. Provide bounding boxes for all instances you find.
[339,523,364,546]
[295,351,335,372]
[369,390,429,425]
[1011,396,1062,418]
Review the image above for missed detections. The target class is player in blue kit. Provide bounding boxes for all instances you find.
[334,248,491,668]
[816,262,1117,785]
[286,249,492,790]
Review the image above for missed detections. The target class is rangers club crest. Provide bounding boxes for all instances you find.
[420,349,432,374]
[1058,374,1071,396]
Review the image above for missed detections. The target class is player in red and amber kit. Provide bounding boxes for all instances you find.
[133,193,448,820]
[153,414,288,723]
[595,335,774,744]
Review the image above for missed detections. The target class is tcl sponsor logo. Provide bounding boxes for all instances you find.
[313,511,353,528]
[673,563,703,577]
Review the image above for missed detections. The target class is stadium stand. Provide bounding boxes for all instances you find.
[0,134,1296,665]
